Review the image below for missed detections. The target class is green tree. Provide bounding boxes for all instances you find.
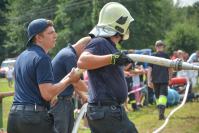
[91,0,175,51]
[52,0,93,56]
[4,0,57,57]
[0,0,8,62]
[186,2,199,27]
[91,0,100,26]
[165,23,199,55]
[2,0,199,59]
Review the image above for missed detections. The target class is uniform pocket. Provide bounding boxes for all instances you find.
[109,106,122,121]
[22,111,41,124]
[87,107,105,120]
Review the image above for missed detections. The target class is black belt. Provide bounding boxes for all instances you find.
[89,101,121,106]
[11,105,48,112]
[58,96,72,100]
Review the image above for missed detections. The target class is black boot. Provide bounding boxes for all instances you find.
[158,105,165,120]
[131,103,139,111]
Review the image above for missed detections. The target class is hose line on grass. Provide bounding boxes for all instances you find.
[153,78,190,133]
[72,103,88,133]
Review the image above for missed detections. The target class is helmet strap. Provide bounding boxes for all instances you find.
[115,33,124,43]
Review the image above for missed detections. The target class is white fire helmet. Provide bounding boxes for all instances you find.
[89,2,134,40]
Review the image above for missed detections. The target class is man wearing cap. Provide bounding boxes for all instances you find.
[147,40,172,120]
[50,36,90,133]
[7,18,81,133]
[77,2,138,133]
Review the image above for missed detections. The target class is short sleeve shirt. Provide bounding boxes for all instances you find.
[187,53,199,63]
[13,44,54,107]
[85,37,128,104]
[149,51,170,83]
[52,45,77,97]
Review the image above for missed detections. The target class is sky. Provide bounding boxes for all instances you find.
[173,0,199,7]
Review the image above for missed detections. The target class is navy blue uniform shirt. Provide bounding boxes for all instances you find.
[52,45,77,97]
[149,51,170,83]
[85,37,128,104]
[13,44,54,107]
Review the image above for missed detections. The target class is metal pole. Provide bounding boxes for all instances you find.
[0,98,3,128]
[0,92,14,128]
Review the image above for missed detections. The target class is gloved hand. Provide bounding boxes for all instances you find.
[111,51,133,66]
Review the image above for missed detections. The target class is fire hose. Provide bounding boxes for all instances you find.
[153,78,190,133]
[72,103,88,133]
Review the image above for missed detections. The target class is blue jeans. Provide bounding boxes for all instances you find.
[50,97,74,133]
[7,107,55,133]
[87,104,138,133]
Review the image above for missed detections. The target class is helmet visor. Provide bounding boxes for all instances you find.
[89,26,117,38]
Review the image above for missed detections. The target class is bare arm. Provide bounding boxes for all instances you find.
[130,68,144,75]
[77,51,112,70]
[75,89,88,103]
[73,79,88,92]
[147,67,154,88]
[39,68,80,101]
[147,67,152,82]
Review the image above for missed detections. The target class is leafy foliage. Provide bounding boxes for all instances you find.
[165,2,199,55]
[0,0,8,62]
[166,22,199,55]
[2,0,57,58]
[52,0,93,56]
[0,0,199,59]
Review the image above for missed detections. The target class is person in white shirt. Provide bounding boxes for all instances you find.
[6,66,14,88]
[187,50,199,87]
[187,50,199,63]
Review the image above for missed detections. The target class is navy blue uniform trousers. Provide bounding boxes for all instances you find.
[7,108,55,133]
[86,104,138,133]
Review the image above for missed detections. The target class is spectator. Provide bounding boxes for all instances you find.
[183,51,189,61]
[171,51,178,60]
[124,63,133,111]
[187,50,199,87]
[177,50,184,61]
[187,50,199,63]
[6,65,14,88]
[132,63,144,108]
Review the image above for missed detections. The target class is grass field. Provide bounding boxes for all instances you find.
[0,78,199,133]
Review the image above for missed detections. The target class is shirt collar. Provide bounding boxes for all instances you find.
[29,43,46,53]
[69,45,77,56]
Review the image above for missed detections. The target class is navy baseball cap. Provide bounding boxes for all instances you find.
[26,18,49,46]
